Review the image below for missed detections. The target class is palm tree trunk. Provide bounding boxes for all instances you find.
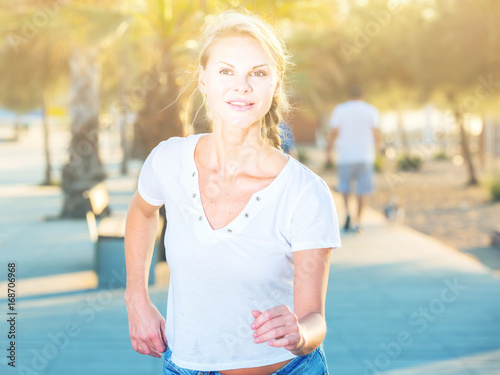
[457,113,478,185]
[41,92,53,186]
[132,46,184,159]
[61,48,105,218]
[478,115,486,170]
[119,88,128,175]
[392,102,410,155]
[448,92,478,186]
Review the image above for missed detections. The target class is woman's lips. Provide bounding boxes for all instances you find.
[226,100,255,111]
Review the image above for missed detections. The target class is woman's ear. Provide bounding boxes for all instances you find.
[274,85,280,97]
[274,71,284,96]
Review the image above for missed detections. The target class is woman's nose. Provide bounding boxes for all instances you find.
[233,75,252,93]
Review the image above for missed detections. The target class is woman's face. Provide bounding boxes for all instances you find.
[199,35,281,130]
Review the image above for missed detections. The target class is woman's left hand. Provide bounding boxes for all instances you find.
[250,305,304,354]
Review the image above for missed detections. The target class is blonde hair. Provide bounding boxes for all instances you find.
[197,9,292,150]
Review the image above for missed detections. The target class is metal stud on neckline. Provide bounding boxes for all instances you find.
[256,196,261,201]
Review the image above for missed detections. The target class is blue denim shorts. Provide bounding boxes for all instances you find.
[162,345,329,375]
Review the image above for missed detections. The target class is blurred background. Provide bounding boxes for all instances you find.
[1,1,500,374]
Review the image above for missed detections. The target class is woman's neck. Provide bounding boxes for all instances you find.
[205,124,271,181]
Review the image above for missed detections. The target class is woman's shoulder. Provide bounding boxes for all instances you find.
[146,133,208,178]
[155,133,204,150]
[281,156,333,204]
[151,133,206,158]
[287,157,328,189]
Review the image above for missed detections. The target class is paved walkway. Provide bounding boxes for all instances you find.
[314,154,500,375]
[1,129,500,374]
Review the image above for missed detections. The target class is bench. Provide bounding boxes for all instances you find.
[492,227,500,248]
[83,182,162,289]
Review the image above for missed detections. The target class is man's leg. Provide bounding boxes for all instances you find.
[353,163,374,231]
[355,194,366,229]
[337,164,352,230]
[343,193,350,230]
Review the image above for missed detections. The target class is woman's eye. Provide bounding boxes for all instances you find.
[219,69,232,75]
[252,71,266,77]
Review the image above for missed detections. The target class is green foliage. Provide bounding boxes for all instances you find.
[2,0,500,116]
[374,154,384,173]
[489,176,500,202]
[2,0,500,141]
[296,148,308,164]
[397,154,423,172]
[433,151,448,161]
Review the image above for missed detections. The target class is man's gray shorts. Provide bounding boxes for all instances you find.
[337,163,374,195]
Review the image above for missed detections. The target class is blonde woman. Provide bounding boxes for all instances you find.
[125,10,340,375]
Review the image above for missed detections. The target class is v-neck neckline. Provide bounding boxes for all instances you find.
[189,133,291,233]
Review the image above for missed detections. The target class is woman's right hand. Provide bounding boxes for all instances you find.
[125,291,168,358]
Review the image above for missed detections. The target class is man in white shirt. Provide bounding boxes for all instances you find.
[326,86,381,232]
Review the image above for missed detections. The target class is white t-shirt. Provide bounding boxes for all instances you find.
[137,133,341,371]
[329,100,379,164]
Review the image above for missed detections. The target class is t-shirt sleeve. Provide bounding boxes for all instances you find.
[137,144,164,206]
[290,179,341,252]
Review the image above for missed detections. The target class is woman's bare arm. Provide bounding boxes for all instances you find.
[250,247,332,356]
[124,191,167,357]
[124,191,160,294]
[291,247,332,355]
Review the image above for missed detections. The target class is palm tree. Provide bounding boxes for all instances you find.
[128,0,343,156]
[0,2,68,186]
[127,0,200,159]
[416,0,500,185]
[57,4,129,217]
[0,1,128,214]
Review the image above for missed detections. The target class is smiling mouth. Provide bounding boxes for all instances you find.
[226,101,255,107]
[226,100,255,112]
